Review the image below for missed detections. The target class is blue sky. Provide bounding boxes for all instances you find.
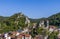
[0,0,60,18]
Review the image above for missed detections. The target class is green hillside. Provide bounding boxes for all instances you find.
[0,13,28,33]
[48,13,60,27]
[0,12,60,33]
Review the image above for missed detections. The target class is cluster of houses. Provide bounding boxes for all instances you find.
[0,31,31,39]
[32,19,60,39]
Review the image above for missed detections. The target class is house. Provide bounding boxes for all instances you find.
[4,33,8,38]
[25,34,31,39]
[17,33,31,39]
[57,33,60,39]
[32,23,37,28]
[17,35,22,39]
[9,31,20,39]
[0,34,4,39]
[11,31,20,36]
[44,35,48,39]
[5,36,11,39]
[21,27,29,33]
[1,33,11,39]
[11,35,16,39]
[49,25,57,33]
[54,29,58,32]
[58,28,60,33]
[34,35,44,39]
[4,33,11,39]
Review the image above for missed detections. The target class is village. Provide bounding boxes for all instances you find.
[0,16,60,39]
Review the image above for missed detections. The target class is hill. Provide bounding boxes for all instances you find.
[0,12,29,33]
[0,12,60,33]
[48,13,60,27]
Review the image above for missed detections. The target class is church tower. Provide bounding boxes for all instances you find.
[46,20,49,28]
[39,20,44,28]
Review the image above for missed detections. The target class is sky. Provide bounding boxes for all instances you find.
[0,0,60,18]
